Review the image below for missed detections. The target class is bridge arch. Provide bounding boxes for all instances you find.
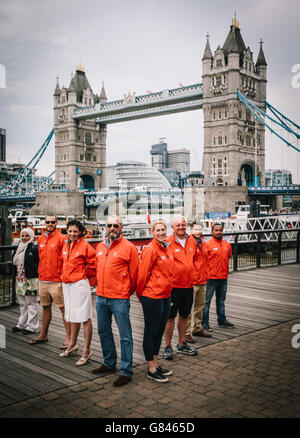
[238,162,257,187]
[78,174,95,191]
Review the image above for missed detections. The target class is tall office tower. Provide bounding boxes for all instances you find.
[0,128,6,162]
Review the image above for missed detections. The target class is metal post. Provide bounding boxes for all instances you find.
[233,234,238,271]
[278,231,282,265]
[256,233,261,268]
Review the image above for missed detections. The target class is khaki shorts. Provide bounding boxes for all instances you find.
[39,281,65,308]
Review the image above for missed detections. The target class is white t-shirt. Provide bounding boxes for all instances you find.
[177,238,186,248]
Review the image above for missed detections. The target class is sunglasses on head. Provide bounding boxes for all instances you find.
[107,224,119,229]
[45,221,56,224]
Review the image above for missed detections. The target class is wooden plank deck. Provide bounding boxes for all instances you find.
[0,263,299,408]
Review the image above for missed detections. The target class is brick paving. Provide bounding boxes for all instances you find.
[0,318,299,418]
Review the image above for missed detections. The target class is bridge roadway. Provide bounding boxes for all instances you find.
[0,263,299,418]
[72,83,203,123]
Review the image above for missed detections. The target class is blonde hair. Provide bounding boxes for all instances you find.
[151,220,167,232]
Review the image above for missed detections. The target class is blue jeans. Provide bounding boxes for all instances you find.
[202,279,228,325]
[140,296,171,361]
[96,296,133,377]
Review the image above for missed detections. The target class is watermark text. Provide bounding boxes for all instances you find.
[0,64,6,88]
[291,324,300,349]
[291,64,300,89]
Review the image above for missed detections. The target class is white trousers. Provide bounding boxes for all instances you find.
[17,295,40,332]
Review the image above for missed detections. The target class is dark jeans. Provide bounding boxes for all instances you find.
[140,296,171,361]
[202,279,228,325]
[96,296,133,377]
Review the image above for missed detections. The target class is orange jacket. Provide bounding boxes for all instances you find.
[137,238,173,299]
[192,236,208,285]
[61,238,96,284]
[206,237,232,280]
[96,235,140,299]
[165,233,194,289]
[38,229,66,282]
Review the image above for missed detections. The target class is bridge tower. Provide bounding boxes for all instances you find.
[54,63,107,191]
[202,15,267,188]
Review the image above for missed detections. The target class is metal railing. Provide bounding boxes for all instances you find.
[0,245,17,307]
[206,228,300,272]
[0,229,299,307]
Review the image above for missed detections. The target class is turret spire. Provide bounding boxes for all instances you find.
[256,38,267,66]
[99,80,107,102]
[202,33,213,61]
[54,76,60,95]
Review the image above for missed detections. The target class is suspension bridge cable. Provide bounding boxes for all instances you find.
[237,91,300,153]
[0,129,54,194]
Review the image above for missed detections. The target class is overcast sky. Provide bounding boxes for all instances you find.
[0,0,299,182]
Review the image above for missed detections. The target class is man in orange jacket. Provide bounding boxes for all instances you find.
[92,215,140,387]
[185,223,212,343]
[30,214,71,348]
[163,216,197,360]
[202,223,235,331]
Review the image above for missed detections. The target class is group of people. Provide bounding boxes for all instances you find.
[12,213,235,387]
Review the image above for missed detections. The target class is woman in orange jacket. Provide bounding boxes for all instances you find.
[59,220,96,366]
[137,221,173,383]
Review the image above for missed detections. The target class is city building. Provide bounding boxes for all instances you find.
[185,171,205,187]
[104,161,171,191]
[150,140,168,171]
[265,169,292,186]
[150,139,191,188]
[0,162,48,193]
[167,148,190,174]
[0,128,6,162]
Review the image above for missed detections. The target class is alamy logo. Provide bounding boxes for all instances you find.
[291,324,300,349]
[291,64,300,89]
[0,324,6,348]
[0,64,6,88]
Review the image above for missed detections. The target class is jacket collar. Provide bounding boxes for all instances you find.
[193,235,205,246]
[44,228,57,239]
[105,234,123,250]
[212,236,223,244]
[171,233,189,245]
[152,238,171,251]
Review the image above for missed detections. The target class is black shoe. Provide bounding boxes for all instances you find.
[12,327,23,332]
[157,365,173,376]
[22,329,36,335]
[147,369,169,383]
[163,346,174,360]
[176,342,197,356]
[218,320,235,328]
[202,323,213,332]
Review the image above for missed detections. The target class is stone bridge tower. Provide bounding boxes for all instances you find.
[54,63,107,191]
[202,15,267,188]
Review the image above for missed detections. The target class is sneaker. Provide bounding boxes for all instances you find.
[147,369,169,383]
[157,365,173,376]
[185,334,195,343]
[163,346,174,360]
[218,320,235,328]
[176,342,197,356]
[202,323,213,332]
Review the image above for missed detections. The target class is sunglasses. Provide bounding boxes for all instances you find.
[45,221,56,224]
[107,224,119,229]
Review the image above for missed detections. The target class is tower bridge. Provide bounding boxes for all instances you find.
[53,16,268,196]
[2,16,299,216]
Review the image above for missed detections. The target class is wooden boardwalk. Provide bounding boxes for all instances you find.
[0,263,299,408]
